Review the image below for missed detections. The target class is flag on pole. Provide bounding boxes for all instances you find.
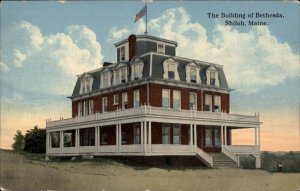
[134,6,147,23]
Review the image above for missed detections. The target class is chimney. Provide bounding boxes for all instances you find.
[128,34,136,61]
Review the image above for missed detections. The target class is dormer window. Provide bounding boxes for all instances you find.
[120,46,125,61]
[121,67,127,83]
[206,66,220,86]
[100,70,112,89]
[163,58,179,80]
[80,74,94,94]
[103,73,109,87]
[185,62,200,83]
[157,43,165,54]
[130,57,144,80]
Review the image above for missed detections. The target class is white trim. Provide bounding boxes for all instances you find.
[136,38,176,47]
[163,58,179,81]
[149,53,153,77]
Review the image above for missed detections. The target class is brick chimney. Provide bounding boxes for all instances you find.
[128,34,136,61]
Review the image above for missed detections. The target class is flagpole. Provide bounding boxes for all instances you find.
[145,3,148,35]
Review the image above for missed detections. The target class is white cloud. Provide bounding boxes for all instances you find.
[109,27,130,40]
[112,7,299,93]
[2,21,104,95]
[0,61,10,73]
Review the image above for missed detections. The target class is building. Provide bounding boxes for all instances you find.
[46,34,261,168]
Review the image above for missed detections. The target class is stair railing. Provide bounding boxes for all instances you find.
[195,147,213,168]
[222,146,239,166]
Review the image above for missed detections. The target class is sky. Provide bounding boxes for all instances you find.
[0,1,299,151]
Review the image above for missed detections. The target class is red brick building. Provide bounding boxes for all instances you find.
[46,34,261,168]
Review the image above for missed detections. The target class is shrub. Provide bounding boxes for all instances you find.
[24,126,46,153]
[11,130,25,151]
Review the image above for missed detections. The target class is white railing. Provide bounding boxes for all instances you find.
[195,147,213,167]
[222,146,239,165]
[226,145,260,154]
[46,106,259,128]
[151,144,191,154]
[120,145,141,153]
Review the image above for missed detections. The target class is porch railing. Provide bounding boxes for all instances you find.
[222,146,239,166]
[195,147,213,167]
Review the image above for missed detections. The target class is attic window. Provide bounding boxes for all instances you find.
[185,63,200,83]
[157,43,165,54]
[80,75,94,94]
[168,63,175,79]
[210,71,216,85]
[120,46,125,61]
[206,66,220,86]
[190,67,197,83]
[130,58,144,81]
[163,58,179,81]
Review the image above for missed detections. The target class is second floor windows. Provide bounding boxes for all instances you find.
[162,89,170,108]
[204,94,212,111]
[214,95,221,112]
[78,100,94,117]
[122,92,128,109]
[189,92,197,110]
[113,94,119,105]
[134,90,140,108]
[102,97,108,112]
[173,90,181,109]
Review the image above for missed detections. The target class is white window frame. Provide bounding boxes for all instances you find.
[80,74,94,94]
[204,94,212,112]
[120,46,126,61]
[185,63,200,83]
[162,124,170,144]
[84,100,89,116]
[173,90,181,109]
[163,58,179,81]
[162,89,170,108]
[113,94,119,105]
[214,95,221,112]
[89,100,94,115]
[206,66,220,86]
[101,71,111,88]
[122,92,128,110]
[173,124,181,144]
[121,67,127,83]
[78,102,83,117]
[189,92,197,110]
[134,90,140,108]
[157,43,165,54]
[102,97,108,113]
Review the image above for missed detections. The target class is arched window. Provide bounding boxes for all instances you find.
[163,58,179,80]
[206,66,220,86]
[80,73,94,94]
[185,62,200,83]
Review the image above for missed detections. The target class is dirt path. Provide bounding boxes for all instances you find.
[1,151,299,191]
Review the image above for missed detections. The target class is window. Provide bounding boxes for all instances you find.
[133,64,140,80]
[190,67,197,83]
[214,96,221,112]
[134,124,140,144]
[101,133,108,145]
[121,67,127,83]
[214,128,221,146]
[134,90,140,108]
[102,97,108,112]
[204,94,212,111]
[162,89,170,108]
[79,127,95,146]
[84,101,89,116]
[78,102,83,117]
[163,58,179,80]
[113,94,119,105]
[122,92,128,109]
[157,43,165,54]
[130,58,144,80]
[80,75,94,94]
[114,70,120,85]
[173,124,181,144]
[122,132,126,144]
[103,73,109,88]
[173,90,181,109]
[89,100,94,114]
[120,46,125,61]
[205,127,212,147]
[210,71,216,85]
[162,124,170,144]
[168,63,175,79]
[189,92,197,110]
[63,130,75,147]
[50,132,60,148]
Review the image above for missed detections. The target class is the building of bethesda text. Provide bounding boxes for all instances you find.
[46,34,262,168]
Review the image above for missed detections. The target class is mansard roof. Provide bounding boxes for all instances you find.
[114,35,178,47]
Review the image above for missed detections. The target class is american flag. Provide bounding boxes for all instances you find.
[134,6,147,23]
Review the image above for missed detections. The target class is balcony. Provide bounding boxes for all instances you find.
[46,105,260,129]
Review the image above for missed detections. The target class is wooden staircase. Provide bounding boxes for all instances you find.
[210,153,239,168]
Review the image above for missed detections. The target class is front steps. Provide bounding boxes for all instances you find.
[210,153,238,168]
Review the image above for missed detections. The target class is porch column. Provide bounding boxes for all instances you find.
[141,121,144,152]
[115,124,119,152]
[224,126,227,146]
[221,125,224,147]
[60,130,63,154]
[255,154,261,168]
[98,126,101,150]
[258,125,261,150]
[96,126,99,152]
[254,126,257,146]
[76,129,79,153]
[46,132,49,154]
[144,121,147,152]
[193,124,197,149]
[148,121,152,152]
[119,124,122,152]
[189,124,193,151]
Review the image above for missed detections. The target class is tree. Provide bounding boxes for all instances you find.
[11,130,25,151]
[24,125,46,153]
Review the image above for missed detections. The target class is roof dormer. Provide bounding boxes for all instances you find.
[206,65,220,86]
[80,73,94,94]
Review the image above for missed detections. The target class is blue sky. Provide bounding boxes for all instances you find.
[1,1,299,151]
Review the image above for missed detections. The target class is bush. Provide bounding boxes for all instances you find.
[11,130,25,151]
[24,126,46,153]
